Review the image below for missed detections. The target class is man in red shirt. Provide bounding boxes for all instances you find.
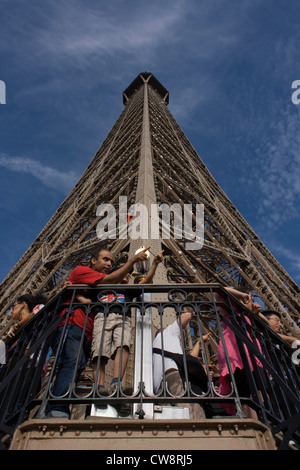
[47,246,150,418]
[92,250,164,396]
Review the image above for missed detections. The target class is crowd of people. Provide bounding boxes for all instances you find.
[5,246,299,421]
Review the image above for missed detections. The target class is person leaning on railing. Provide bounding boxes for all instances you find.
[262,310,299,346]
[215,287,266,419]
[45,246,151,419]
[80,250,164,396]
[4,293,46,342]
[152,310,210,419]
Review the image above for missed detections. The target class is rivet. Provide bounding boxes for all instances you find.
[101,430,106,436]
[178,430,184,436]
[127,430,132,436]
[152,430,158,436]
[75,430,81,436]
[204,429,209,435]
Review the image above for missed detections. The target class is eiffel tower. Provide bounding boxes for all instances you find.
[0,72,299,341]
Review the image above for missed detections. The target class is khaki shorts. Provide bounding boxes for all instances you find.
[92,312,132,360]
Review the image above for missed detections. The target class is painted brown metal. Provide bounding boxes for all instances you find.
[1,72,299,360]
[2,74,299,451]
[10,418,276,451]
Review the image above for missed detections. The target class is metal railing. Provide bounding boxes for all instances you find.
[0,284,299,449]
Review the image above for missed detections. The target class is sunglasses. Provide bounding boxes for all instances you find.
[268,317,282,323]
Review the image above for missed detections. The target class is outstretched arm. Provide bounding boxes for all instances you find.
[76,294,92,303]
[223,287,251,304]
[189,334,212,358]
[277,333,299,345]
[177,311,193,329]
[216,287,269,324]
[96,247,151,284]
[138,250,164,284]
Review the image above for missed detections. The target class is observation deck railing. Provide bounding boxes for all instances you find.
[0,284,299,450]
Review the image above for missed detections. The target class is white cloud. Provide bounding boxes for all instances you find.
[255,105,300,229]
[4,0,186,68]
[0,153,78,193]
[270,243,300,280]
[231,29,300,233]
[2,0,246,77]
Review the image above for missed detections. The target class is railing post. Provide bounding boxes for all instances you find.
[133,292,154,419]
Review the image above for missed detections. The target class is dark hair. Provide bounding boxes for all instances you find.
[89,246,110,267]
[261,310,281,320]
[15,293,47,312]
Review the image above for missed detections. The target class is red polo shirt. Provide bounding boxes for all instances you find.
[61,266,107,341]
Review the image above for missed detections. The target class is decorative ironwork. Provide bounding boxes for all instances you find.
[0,73,299,450]
[0,285,299,449]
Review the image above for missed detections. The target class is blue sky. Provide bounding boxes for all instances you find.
[0,0,300,285]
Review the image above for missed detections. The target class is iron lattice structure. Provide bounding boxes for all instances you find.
[0,72,299,339]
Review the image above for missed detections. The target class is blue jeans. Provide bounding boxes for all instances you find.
[47,324,91,417]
